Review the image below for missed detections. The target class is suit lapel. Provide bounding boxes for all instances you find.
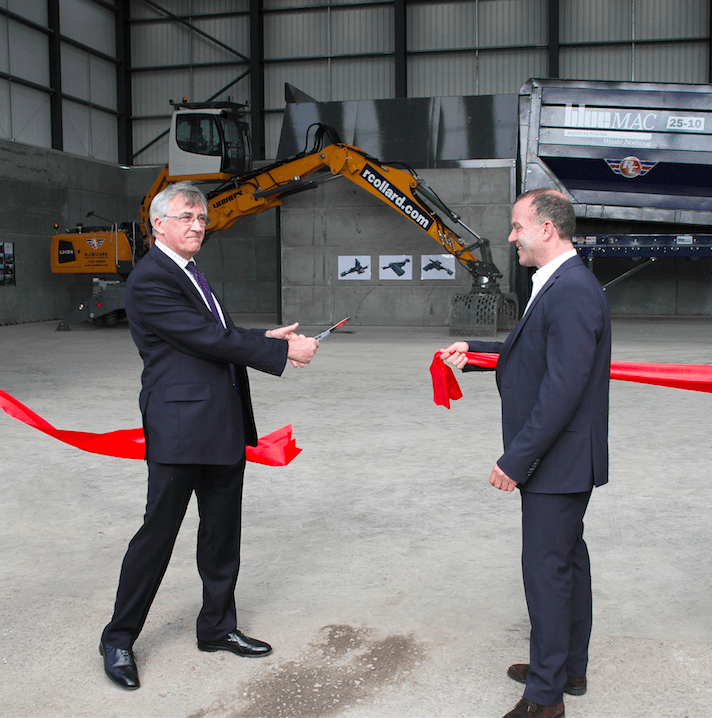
[498,255,583,368]
[149,246,221,323]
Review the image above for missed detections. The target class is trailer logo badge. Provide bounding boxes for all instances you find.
[86,237,106,249]
[605,157,656,178]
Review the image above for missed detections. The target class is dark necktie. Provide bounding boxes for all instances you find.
[186,261,222,324]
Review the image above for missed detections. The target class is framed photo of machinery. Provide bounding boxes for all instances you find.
[1,243,15,286]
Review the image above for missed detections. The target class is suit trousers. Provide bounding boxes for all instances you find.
[102,457,246,649]
[520,489,593,706]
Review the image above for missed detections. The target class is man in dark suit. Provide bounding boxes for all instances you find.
[440,189,611,718]
[100,181,319,690]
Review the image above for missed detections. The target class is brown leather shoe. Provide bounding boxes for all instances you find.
[502,697,564,718]
[508,663,586,696]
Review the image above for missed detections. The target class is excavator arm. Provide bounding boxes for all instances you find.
[139,126,504,290]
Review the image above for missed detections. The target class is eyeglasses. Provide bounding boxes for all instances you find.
[164,214,210,226]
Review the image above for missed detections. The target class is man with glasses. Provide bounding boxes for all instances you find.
[99,182,319,689]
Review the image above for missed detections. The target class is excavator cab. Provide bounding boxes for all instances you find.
[168,101,252,178]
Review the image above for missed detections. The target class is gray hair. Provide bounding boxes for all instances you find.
[150,181,208,228]
[518,188,576,240]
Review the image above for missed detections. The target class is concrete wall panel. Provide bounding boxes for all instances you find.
[280,166,516,327]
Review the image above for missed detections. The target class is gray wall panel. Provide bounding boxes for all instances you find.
[5,0,47,25]
[190,16,249,64]
[0,79,9,138]
[563,0,632,43]
[634,43,709,84]
[61,43,90,101]
[59,0,115,56]
[62,100,90,156]
[479,0,546,47]
[478,49,547,95]
[91,108,119,164]
[11,85,51,146]
[265,61,328,108]
[329,57,393,100]
[407,2,478,52]
[9,19,49,85]
[561,45,634,82]
[90,55,118,111]
[0,14,7,74]
[265,10,329,59]
[132,20,194,67]
[331,5,392,55]
[409,53,478,98]
[132,117,169,165]
[636,0,708,40]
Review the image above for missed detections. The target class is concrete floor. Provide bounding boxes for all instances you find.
[0,316,711,718]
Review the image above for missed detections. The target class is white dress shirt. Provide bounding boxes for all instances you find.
[154,240,227,328]
[523,248,578,315]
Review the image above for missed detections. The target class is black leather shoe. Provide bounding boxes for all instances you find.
[197,630,272,657]
[508,663,586,696]
[99,642,140,689]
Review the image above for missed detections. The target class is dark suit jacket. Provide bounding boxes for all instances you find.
[468,255,611,493]
[124,245,288,465]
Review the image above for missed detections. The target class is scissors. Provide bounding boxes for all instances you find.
[314,316,351,342]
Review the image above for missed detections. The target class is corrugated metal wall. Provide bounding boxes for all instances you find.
[131,0,251,165]
[561,0,709,82]
[0,0,118,159]
[1,0,710,162]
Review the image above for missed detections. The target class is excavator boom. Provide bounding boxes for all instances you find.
[58,110,515,334]
[139,127,501,286]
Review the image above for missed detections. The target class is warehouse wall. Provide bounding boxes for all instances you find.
[0,139,152,326]
[280,164,517,327]
[0,138,279,326]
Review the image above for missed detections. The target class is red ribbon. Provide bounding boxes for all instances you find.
[431,352,712,409]
[0,389,300,466]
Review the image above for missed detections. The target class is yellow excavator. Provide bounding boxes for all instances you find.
[52,101,516,332]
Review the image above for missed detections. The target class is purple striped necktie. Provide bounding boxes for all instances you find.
[186,261,221,323]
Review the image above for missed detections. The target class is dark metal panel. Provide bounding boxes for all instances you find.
[437,95,519,161]
[352,97,435,164]
[277,93,519,167]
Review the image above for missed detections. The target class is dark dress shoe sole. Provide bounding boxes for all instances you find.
[99,643,140,690]
[197,640,272,657]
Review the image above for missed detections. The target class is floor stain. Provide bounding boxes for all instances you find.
[191,624,426,718]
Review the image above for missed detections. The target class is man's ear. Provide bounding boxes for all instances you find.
[540,220,555,242]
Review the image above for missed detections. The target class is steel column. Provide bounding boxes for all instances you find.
[548,0,560,78]
[250,0,265,161]
[47,0,63,150]
[394,0,407,98]
[115,1,132,165]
